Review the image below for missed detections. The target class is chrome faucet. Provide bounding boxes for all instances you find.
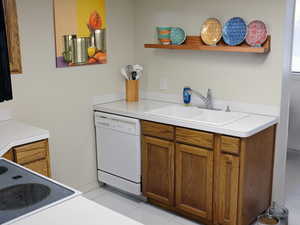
[187,87,213,110]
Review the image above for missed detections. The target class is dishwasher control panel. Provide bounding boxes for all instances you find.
[95,112,140,135]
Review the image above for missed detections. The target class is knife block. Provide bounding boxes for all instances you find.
[126,80,139,102]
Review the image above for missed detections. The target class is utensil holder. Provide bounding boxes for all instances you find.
[126,80,139,102]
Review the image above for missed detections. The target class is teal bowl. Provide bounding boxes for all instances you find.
[157,27,172,44]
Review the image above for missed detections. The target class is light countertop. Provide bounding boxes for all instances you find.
[11,196,142,225]
[93,100,278,137]
[0,120,50,156]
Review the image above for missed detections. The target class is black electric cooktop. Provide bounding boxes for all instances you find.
[0,159,76,224]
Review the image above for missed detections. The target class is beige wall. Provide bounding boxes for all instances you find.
[0,0,287,195]
[0,0,135,191]
[135,0,285,106]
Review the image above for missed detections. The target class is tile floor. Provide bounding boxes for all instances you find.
[83,151,299,225]
[83,186,200,225]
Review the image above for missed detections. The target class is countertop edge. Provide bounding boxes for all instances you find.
[93,103,279,138]
[0,133,50,157]
[0,120,50,157]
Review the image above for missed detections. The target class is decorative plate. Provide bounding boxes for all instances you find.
[223,17,247,46]
[170,27,186,45]
[246,20,268,47]
[200,18,222,46]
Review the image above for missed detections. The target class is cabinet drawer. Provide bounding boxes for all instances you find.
[176,127,214,149]
[142,121,174,140]
[23,159,49,177]
[221,136,240,155]
[14,140,48,164]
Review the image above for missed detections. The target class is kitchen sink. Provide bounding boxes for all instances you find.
[146,105,249,126]
[0,159,78,224]
[0,183,50,211]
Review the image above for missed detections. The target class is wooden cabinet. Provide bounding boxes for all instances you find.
[142,136,175,206]
[142,121,174,140]
[14,141,48,165]
[2,139,51,177]
[3,150,14,161]
[215,154,240,225]
[141,120,276,225]
[176,127,214,149]
[176,143,213,221]
[23,159,49,177]
[220,136,240,155]
[237,127,275,225]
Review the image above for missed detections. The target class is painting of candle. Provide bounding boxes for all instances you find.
[53,0,107,68]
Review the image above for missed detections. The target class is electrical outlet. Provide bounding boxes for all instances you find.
[160,78,168,90]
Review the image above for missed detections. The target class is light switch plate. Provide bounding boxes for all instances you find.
[160,78,168,90]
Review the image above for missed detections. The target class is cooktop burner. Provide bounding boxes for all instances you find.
[0,183,51,211]
[0,166,8,175]
[0,159,76,224]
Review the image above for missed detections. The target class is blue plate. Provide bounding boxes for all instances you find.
[223,17,247,46]
[170,27,186,45]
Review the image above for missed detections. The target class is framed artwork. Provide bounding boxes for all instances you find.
[53,0,107,68]
[4,0,22,74]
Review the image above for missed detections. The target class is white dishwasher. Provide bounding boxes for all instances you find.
[94,111,141,195]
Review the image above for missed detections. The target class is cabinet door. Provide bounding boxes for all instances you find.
[142,136,175,206]
[23,159,49,177]
[216,154,240,225]
[176,143,213,221]
[14,140,51,178]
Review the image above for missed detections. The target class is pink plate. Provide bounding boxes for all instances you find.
[246,20,268,47]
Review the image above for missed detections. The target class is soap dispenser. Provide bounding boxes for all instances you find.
[183,87,192,105]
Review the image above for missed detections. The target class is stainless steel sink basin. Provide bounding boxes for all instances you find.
[0,183,50,211]
[146,105,249,126]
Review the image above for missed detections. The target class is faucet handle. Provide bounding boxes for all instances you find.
[206,89,213,110]
[207,89,212,99]
[225,106,231,112]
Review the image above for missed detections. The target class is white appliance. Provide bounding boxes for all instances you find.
[95,112,141,195]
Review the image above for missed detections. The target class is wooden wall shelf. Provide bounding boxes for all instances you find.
[145,35,271,54]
